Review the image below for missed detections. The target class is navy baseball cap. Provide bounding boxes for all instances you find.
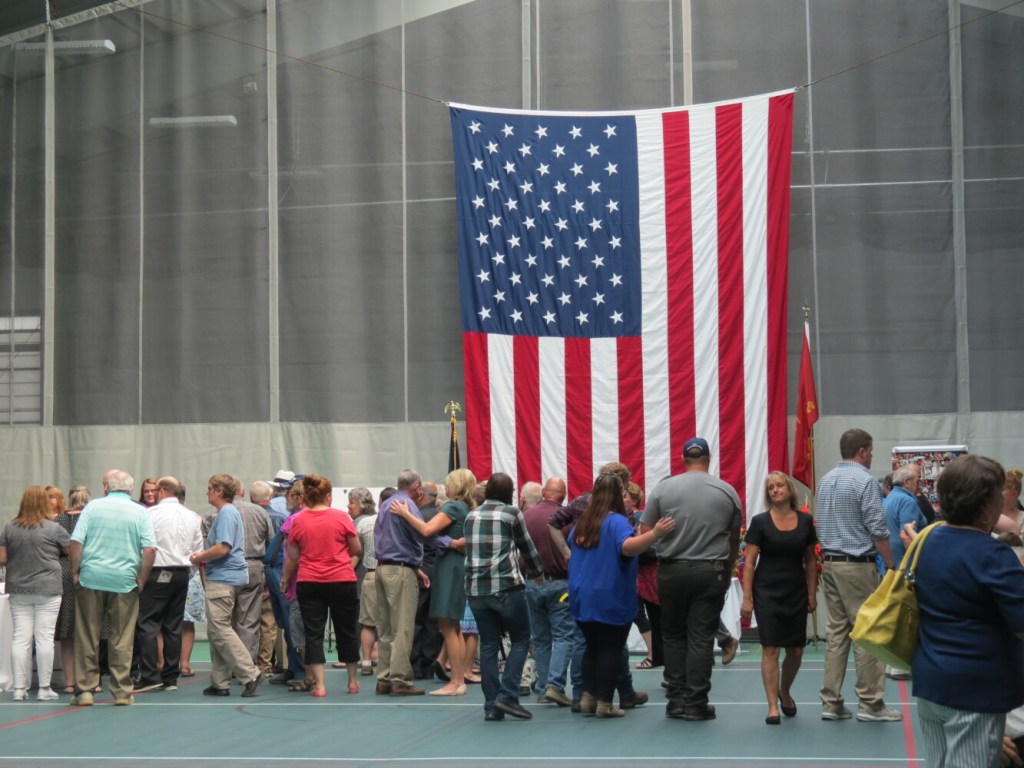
[683,437,710,458]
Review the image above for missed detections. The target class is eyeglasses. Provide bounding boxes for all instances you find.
[287,491,302,498]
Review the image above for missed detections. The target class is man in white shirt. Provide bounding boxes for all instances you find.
[133,476,203,693]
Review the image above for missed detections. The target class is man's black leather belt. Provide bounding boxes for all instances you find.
[823,554,875,563]
[378,559,417,570]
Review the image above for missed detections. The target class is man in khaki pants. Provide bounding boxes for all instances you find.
[69,470,156,706]
[190,474,263,698]
[815,429,900,723]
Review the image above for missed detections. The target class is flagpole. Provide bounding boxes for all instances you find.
[803,305,816,509]
[445,400,462,473]
[802,304,820,649]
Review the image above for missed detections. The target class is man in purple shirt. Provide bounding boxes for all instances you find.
[373,470,431,696]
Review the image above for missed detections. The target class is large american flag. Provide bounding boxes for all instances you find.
[450,91,793,513]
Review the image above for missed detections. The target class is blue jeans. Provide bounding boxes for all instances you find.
[570,621,585,699]
[469,588,532,715]
[265,566,303,679]
[525,579,574,694]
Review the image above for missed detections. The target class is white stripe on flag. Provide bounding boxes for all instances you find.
[636,112,671,486]
[489,334,516,477]
[689,105,720,476]
[538,336,567,484]
[590,337,620,476]
[742,98,770,499]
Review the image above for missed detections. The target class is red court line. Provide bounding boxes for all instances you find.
[898,679,918,767]
[0,674,209,731]
[0,704,87,731]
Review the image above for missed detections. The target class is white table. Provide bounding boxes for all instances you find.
[0,592,12,691]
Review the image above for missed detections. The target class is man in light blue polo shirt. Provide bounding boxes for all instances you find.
[189,474,262,697]
[69,470,156,706]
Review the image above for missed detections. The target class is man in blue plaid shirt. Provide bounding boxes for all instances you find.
[465,472,544,722]
[815,428,900,723]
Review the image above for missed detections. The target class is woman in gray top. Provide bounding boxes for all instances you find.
[0,485,70,701]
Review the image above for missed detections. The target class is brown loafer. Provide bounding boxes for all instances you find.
[389,683,425,696]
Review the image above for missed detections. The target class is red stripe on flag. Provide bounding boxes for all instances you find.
[617,336,646,491]
[565,337,593,498]
[767,93,794,475]
[463,332,492,481]
[663,110,696,477]
[514,335,541,490]
[715,103,747,508]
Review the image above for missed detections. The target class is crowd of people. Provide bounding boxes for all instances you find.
[1,430,1023,765]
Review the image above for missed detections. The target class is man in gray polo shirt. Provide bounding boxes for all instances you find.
[641,437,741,721]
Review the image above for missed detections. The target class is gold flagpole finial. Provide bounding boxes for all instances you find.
[444,401,462,424]
[802,304,811,321]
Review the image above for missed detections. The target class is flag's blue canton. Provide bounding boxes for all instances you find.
[452,108,641,338]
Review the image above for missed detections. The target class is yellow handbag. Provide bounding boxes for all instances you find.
[850,521,945,671]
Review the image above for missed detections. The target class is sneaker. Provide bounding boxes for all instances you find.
[885,665,911,680]
[12,689,28,701]
[36,687,60,701]
[113,695,136,706]
[821,706,853,720]
[542,685,573,707]
[161,684,178,691]
[857,706,903,722]
[71,691,94,706]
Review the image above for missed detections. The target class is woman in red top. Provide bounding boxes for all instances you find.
[281,474,362,697]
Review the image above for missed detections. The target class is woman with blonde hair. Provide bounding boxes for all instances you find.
[0,486,71,701]
[55,484,93,691]
[740,471,818,724]
[995,468,1024,537]
[44,486,66,519]
[393,468,476,695]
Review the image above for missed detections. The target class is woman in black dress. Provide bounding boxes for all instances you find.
[740,472,818,724]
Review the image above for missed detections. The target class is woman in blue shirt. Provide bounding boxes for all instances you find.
[568,473,673,718]
[914,455,1024,768]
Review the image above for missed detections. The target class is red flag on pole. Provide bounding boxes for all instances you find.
[792,320,819,487]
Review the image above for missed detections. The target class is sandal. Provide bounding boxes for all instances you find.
[63,685,76,694]
[288,679,314,692]
[180,668,196,678]
[635,657,655,670]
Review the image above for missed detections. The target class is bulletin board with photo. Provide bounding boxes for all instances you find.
[891,444,968,514]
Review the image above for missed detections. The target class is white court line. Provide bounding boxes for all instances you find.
[0,758,926,764]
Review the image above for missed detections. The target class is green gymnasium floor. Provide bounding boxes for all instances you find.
[0,643,924,768]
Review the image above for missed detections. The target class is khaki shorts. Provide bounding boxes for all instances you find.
[359,570,378,627]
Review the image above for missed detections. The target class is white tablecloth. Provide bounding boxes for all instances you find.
[0,592,12,691]
[628,576,747,654]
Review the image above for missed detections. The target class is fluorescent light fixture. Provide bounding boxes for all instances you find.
[16,40,116,55]
[149,116,239,128]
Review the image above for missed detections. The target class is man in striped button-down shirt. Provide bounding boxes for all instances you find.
[815,428,900,723]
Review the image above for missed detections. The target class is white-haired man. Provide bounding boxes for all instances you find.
[69,470,157,706]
